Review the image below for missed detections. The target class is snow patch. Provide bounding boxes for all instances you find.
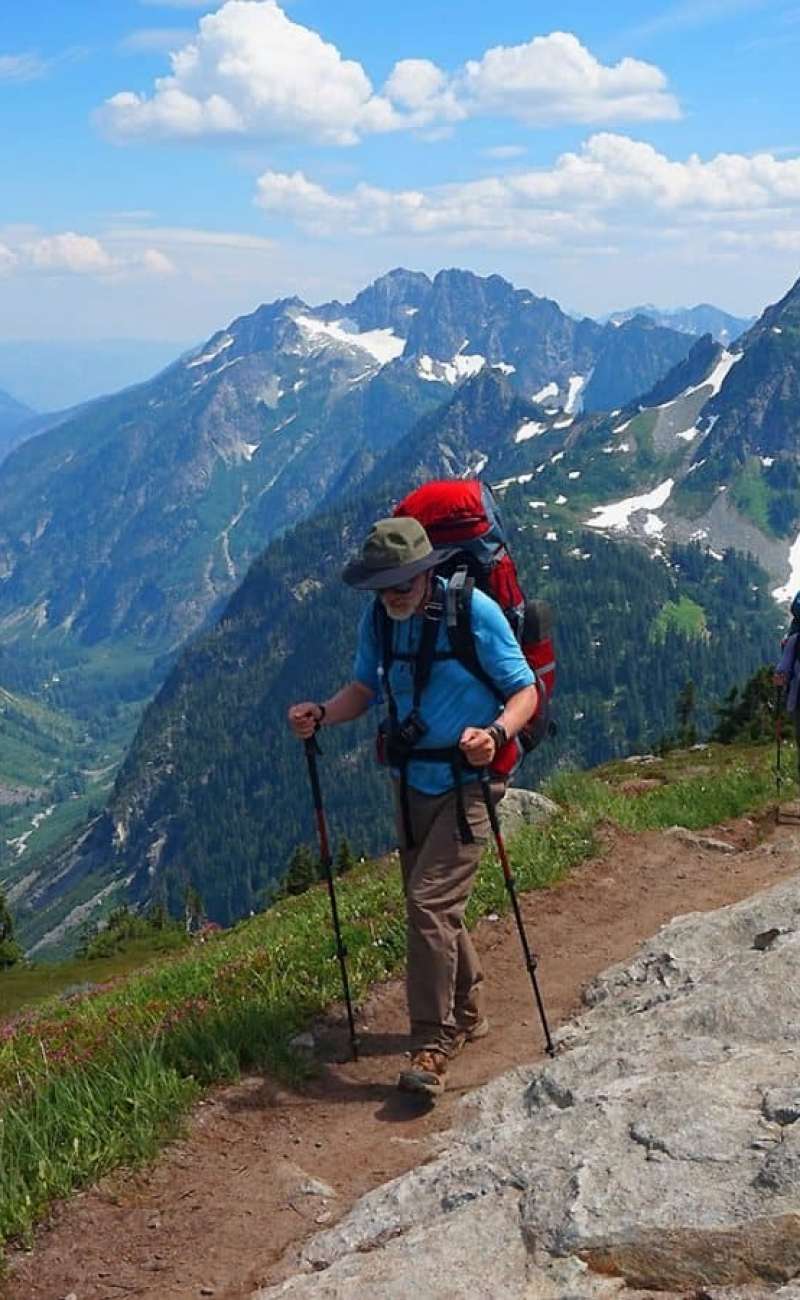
[564,374,586,415]
[528,500,547,509]
[613,413,636,434]
[514,421,546,443]
[493,362,516,375]
[568,471,581,480]
[550,451,565,464]
[587,478,675,532]
[761,456,775,467]
[685,348,743,399]
[555,494,568,504]
[532,381,558,403]
[553,417,574,429]
[417,352,486,385]
[187,334,234,368]
[493,472,535,489]
[643,513,665,537]
[296,315,404,365]
[772,528,800,602]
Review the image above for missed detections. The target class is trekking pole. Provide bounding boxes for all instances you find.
[303,737,359,1061]
[775,684,784,822]
[478,768,556,1057]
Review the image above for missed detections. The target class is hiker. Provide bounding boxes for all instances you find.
[775,593,800,779]
[288,517,538,1097]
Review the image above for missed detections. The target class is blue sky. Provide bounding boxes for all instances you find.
[2,0,800,342]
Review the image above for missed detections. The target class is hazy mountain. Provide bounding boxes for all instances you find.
[604,303,754,346]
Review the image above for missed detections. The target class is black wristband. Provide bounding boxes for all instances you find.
[314,703,327,732]
[487,722,508,750]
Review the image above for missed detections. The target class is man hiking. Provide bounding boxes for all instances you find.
[288,516,538,1097]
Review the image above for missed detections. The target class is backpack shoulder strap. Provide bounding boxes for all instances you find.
[446,574,506,703]
[373,598,398,724]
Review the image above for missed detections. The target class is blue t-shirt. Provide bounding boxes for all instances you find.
[354,580,535,795]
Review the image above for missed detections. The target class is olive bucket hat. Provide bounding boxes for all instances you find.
[342,517,456,590]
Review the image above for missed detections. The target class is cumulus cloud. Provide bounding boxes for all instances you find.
[99,0,399,145]
[23,233,118,274]
[99,3,678,145]
[459,32,678,125]
[2,231,176,278]
[255,134,800,249]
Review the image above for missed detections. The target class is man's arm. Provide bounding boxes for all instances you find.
[288,682,375,739]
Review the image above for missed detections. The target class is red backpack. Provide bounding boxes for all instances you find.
[393,479,555,775]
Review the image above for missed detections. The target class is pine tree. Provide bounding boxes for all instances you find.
[336,836,355,876]
[282,844,318,896]
[0,887,22,970]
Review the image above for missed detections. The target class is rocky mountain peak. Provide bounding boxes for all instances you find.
[346,268,432,335]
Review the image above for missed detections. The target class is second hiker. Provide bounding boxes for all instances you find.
[288,515,538,1097]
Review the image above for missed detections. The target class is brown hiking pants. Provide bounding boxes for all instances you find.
[393,777,505,1054]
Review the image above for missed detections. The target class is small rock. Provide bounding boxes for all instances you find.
[200,1288,215,1297]
[665,826,736,853]
[289,1031,315,1055]
[753,928,782,951]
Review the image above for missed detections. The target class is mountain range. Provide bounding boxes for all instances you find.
[604,303,754,345]
[0,269,698,680]
[2,265,798,952]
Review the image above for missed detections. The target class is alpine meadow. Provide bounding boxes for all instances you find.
[3,3,800,1296]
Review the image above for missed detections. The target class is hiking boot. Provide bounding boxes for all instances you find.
[449,1017,490,1055]
[397,1048,449,1097]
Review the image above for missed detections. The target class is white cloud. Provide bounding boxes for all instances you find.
[99,4,678,146]
[459,32,679,125]
[255,134,800,250]
[1,231,177,278]
[140,248,178,275]
[23,233,118,275]
[99,0,399,145]
[0,53,47,82]
[383,59,465,125]
[0,243,18,274]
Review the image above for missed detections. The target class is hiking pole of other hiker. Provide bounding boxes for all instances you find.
[775,684,784,823]
[303,737,359,1061]
[478,768,556,1058]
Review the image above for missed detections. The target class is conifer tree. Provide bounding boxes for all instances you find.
[282,844,318,896]
[0,886,22,969]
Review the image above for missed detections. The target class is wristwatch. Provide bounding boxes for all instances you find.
[486,722,508,751]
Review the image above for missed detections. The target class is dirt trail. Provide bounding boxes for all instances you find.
[6,812,800,1300]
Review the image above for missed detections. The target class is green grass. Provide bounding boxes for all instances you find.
[650,595,708,642]
[731,457,773,536]
[0,741,783,1258]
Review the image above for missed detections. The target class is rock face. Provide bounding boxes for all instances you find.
[257,872,800,1298]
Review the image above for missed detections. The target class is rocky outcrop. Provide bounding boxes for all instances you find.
[257,870,800,1298]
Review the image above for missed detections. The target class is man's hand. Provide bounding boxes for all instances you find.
[775,672,787,688]
[459,726,495,768]
[288,701,324,739]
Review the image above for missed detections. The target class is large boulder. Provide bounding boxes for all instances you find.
[257,871,800,1298]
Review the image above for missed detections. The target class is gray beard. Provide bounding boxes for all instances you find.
[383,605,417,622]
